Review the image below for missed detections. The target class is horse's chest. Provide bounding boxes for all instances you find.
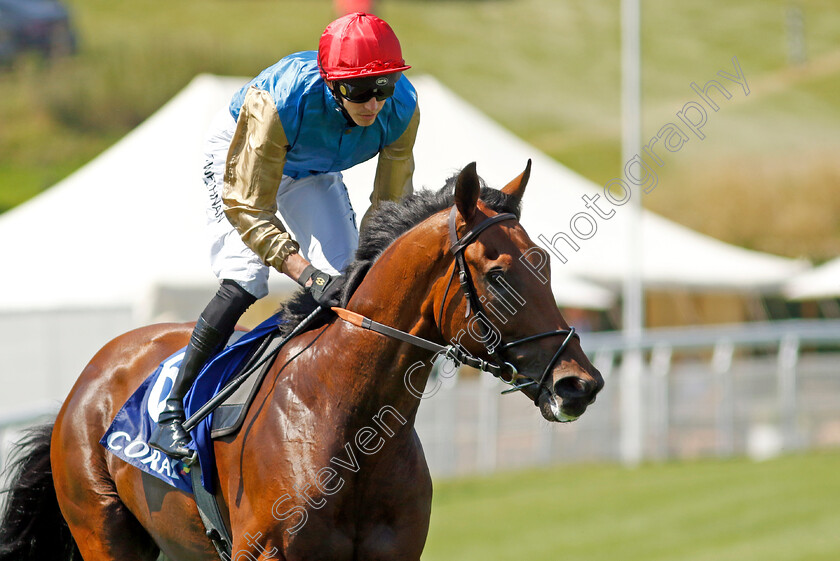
[242,422,431,559]
[284,452,431,560]
[289,514,425,561]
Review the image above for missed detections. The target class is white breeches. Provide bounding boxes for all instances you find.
[201,108,359,299]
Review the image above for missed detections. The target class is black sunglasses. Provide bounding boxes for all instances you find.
[335,74,400,103]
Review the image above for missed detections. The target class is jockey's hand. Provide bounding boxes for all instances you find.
[301,266,346,308]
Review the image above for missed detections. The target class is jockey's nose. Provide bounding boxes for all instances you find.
[363,97,380,110]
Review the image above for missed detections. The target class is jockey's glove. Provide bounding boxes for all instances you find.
[299,265,346,308]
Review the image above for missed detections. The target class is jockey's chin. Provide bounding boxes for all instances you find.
[344,98,386,126]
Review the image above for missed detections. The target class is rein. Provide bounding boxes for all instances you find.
[334,205,580,403]
[332,307,509,376]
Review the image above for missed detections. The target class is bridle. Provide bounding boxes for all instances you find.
[439,206,579,402]
[334,205,580,404]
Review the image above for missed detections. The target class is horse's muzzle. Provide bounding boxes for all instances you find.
[537,373,603,423]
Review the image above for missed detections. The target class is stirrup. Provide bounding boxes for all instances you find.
[149,418,194,460]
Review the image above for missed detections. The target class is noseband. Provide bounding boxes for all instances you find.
[333,205,580,404]
[439,206,579,403]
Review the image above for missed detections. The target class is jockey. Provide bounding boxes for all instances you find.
[149,12,419,459]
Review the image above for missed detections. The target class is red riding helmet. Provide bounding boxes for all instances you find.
[318,12,411,81]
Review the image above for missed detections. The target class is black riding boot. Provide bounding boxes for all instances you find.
[149,316,224,459]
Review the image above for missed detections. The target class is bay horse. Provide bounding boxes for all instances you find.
[0,162,603,561]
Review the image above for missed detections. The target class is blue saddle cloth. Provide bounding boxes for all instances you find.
[100,313,283,493]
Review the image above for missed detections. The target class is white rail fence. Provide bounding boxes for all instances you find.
[414,319,840,474]
[2,320,839,483]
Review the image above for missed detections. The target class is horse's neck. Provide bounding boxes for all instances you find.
[326,215,450,420]
[349,213,450,337]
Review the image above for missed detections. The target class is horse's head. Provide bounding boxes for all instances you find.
[435,162,604,422]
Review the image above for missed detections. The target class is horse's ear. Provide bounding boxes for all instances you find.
[501,159,531,201]
[455,162,480,221]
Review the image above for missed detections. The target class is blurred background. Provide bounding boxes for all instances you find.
[1,1,839,560]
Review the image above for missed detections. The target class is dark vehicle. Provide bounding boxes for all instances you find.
[0,0,76,59]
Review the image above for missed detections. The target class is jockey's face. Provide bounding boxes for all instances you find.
[341,96,386,127]
[329,81,386,126]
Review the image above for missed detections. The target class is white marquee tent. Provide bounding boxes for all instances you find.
[386,78,806,293]
[785,257,840,300]
[0,74,807,315]
[0,74,617,316]
[0,74,809,411]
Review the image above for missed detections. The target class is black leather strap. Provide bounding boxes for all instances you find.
[190,460,232,560]
[183,306,325,433]
[297,264,318,286]
[339,311,506,377]
[448,207,517,254]
[446,207,517,320]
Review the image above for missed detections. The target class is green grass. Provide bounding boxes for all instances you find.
[423,450,840,561]
[1,0,839,258]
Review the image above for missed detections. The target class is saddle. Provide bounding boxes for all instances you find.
[192,305,327,560]
[192,325,282,440]
[186,351,270,561]
[207,355,269,438]
[183,305,325,442]
[100,306,327,559]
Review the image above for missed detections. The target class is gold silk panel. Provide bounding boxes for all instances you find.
[363,103,421,231]
[223,87,300,272]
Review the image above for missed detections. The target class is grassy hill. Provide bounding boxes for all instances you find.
[1,0,839,260]
[423,450,840,561]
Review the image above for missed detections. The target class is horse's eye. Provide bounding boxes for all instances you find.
[487,268,506,283]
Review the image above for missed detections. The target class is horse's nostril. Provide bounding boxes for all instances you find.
[554,376,590,399]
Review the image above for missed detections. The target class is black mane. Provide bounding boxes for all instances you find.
[277,172,521,336]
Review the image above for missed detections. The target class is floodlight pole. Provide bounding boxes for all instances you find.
[620,0,645,467]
